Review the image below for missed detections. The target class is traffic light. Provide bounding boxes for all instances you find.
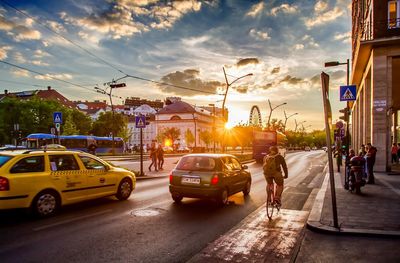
[339,108,349,122]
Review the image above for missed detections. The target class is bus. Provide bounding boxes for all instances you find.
[24,133,125,154]
[252,130,287,163]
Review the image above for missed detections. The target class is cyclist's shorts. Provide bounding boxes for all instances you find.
[265,171,284,186]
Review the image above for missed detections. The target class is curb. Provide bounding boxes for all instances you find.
[306,165,400,238]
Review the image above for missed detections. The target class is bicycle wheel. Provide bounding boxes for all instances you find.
[266,185,275,220]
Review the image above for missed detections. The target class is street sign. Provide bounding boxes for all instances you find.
[135,115,146,128]
[340,85,356,101]
[55,123,61,131]
[335,121,343,129]
[53,112,62,124]
[50,127,56,134]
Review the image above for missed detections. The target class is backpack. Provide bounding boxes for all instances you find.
[263,155,277,175]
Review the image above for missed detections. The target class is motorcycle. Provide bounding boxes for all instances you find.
[348,155,366,194]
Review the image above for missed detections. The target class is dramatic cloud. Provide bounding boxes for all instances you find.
[12,69,30,77]
[0,16,41,41]
[280,75,303,85]
[0,46,12,59]
[234,85,248,94]
[35,73,73,80]
[158,69,224,96]
[236,58,259,67]
[271,67,280,74]
[334,31,351,43]
[314,1,328,13]
[305,6,344,28]
[246,2,264,17]
[249,28,270,40]
[270,4,297,16]
[61,0,203,39]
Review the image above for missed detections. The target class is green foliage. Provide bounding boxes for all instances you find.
[159,127,181,144]
[184,128,195,146]
[91,111,127,137]
[199,130,212,147]
[62,113,78,135]
[70,109,92,134]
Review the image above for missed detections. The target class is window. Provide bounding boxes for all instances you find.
[10,156,45,173]
[0,155,12,167]
[79,155,106,170]
[230,158,242,170]
[388,1,400,28]
[176,156,216,171]
[49,155,79,171]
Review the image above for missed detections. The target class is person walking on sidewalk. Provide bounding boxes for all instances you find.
[334,149,342,172]
[397,143,400,164]
[391,143,398,164]
[148,141,158,172]
[158,146,164,170]
[263,146,288,206]
[365,143,377,184]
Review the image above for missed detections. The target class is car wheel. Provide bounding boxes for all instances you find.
[32,190,60,218]
[217,188,228,206]
[116,178,132,200]
[171,193,183,203]
[243,180,251,196]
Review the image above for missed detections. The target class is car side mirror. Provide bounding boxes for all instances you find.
[241,164,248,170]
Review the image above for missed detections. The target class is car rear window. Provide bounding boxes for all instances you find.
[176,156,217,171]
[0,155,12,167]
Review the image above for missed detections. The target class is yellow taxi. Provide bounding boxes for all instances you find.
[0,149,136,217]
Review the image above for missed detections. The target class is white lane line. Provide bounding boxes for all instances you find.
[33,209,112,231]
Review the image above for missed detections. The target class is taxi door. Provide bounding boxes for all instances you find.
[77,155,117,198]
[49,154,88,203]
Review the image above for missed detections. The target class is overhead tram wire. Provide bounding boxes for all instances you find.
[0,60,122,100]
[0,0,221,97]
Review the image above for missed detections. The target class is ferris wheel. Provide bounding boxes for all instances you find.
[249,105,262,127]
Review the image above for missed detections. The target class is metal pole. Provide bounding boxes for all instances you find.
[109,88,115,155]
[267,99,273,128]
[213,105,216,153]
[140,127,144,176]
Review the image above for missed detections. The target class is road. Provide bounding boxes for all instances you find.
[0,151,327,262]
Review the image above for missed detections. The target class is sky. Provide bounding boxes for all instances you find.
[0,0,352,130]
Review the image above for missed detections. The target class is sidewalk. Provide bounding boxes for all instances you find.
[307,165,400,236]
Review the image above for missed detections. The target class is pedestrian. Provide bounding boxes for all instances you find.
[397,143,400,164]
[365,143,377,184]
[158,146,164,170]
[349,149,356,159]
[391,143,398,164]
[148,141,158,172]
[87,143,97,155]
[360,144,366,156]
[263,146,288,206]
[334,149,342,172]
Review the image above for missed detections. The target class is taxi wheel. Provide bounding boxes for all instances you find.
[243,180,251,196]
[116,178,132,200]
[32,190,60,218]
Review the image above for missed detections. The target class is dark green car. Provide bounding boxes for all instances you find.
[169,154,252,205]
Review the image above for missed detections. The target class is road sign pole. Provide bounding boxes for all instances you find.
[140,127,144,176]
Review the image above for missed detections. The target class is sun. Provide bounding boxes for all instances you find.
[224,122,234,130]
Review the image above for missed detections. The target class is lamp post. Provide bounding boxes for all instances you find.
[325,59,350,167]
[209,103,216,153]
[267,99,287,129]
[294,119,306,133]
[95,81,126,155]
[283,111,298,133]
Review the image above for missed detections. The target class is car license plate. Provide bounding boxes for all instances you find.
[181,177,200,184]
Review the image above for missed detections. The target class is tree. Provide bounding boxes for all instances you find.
[159,127,181,145]
[184,128,195,147]
[70,109,92,135]
[91,111,127,137]
[62,113,78,135]
[199,130,212,149]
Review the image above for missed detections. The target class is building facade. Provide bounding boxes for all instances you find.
[351,0,400,171]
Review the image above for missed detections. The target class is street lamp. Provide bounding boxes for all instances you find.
[95,81,126,155]
[222,67,253,121]
[283,111,298,133]
[267,99,287,129]
[209,103,216,153]
[325,59,350,165]
[294,119,306,133]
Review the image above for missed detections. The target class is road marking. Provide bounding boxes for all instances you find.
[33,209,112,231]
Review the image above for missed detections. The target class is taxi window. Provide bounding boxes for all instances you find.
[0,155,12,167]
[176,156,216,171]
[79,155,106,170]
[10,156,45,173]
[230,158,242,170]
[221,157,233,171]
[49,155,79,171]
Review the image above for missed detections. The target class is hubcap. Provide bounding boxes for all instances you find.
[120,181,131,197]
[37,194,56,215]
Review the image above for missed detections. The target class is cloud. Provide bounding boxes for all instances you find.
[271,67,280,74]
[249,28,270,40]
[62,0,203,39]
[270,4,297,16]
[0,16,41,41]
[33,49,51,58]
[236,58,259,67]
[46,20,66,33]
[334,31,351,43]
[246,2,264,17]
[234,85,248,94]
[279,75,303,85]
[12,69,30,77]
[35,73,73,80]
[305,6,344,28]
[294,44,304,50]
[0,46,12,59]
[314,1,328,13]
[158,68,224,96]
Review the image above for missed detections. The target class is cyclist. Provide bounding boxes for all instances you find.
[263,146,288,207]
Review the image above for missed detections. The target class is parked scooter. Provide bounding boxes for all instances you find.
[348,153,366,194]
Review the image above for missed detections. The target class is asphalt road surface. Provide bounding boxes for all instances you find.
[0,151,327,262]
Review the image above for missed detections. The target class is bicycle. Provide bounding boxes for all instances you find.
[266,183,281,220]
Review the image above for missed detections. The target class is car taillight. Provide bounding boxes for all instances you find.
[0,176,9,191]
[169,174,173,184]
[211,174,219,185]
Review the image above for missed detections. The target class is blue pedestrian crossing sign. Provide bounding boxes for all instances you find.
[53,112,62,124]
[340,85,357,101]
[135,115,146,128]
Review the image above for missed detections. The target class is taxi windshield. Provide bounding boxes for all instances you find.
[0,155,12,167]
